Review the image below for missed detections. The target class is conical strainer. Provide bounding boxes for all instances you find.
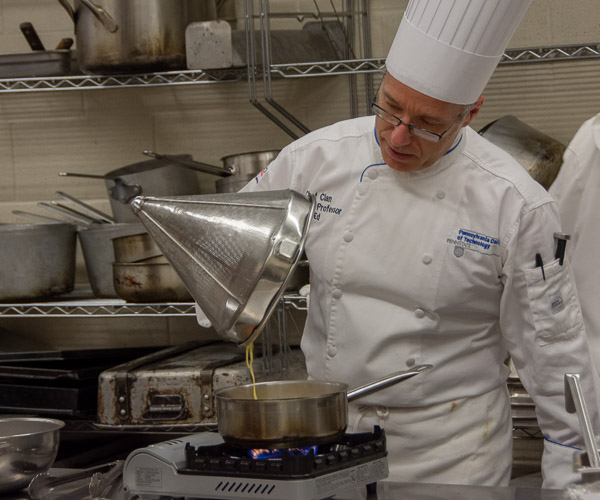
[131,190,314,346]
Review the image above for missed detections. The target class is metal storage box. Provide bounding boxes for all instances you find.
[97,341,306,429]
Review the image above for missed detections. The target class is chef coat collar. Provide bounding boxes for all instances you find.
[371,122,467,180]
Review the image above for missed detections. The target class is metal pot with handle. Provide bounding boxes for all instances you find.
[216,365,432,449]
[57,0,216,74]
[143,150,280,193]
[59,156,201,223]
[478,115,566,190]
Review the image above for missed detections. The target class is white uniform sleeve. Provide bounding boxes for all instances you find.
[499,201,599,489]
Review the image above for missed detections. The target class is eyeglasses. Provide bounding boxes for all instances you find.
[371,102,462,143]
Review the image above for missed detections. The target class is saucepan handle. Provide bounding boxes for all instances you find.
[346,364,433,402]
[143,150,234,177]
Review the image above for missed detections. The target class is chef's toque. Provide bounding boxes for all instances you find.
[386,0,532,104]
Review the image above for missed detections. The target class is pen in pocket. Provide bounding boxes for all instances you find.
[554,232,570,266]
[535,253,546,280]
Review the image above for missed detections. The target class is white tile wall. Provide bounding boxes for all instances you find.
[0,0,598,349]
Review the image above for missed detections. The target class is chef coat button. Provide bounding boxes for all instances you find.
[367,169,378,180]
[422,254,432,265]
[332,288,343,299]
[343,232,354,243]
[414,308,425,319]
[406,358,416,367]
[358,183,368,195]
[327,345,337,357]
[436,190,446,199]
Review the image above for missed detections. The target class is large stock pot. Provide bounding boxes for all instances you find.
[0,223,77,301]
[57,0,216,74]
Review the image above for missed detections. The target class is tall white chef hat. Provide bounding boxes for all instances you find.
[386,0,532,104]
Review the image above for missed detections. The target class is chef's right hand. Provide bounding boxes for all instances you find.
[195,302,212,328]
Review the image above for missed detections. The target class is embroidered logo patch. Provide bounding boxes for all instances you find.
[447,229,500,257]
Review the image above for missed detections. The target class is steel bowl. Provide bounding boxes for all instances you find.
[0,417,64,494]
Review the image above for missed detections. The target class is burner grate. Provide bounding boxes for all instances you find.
[181,426,387,479]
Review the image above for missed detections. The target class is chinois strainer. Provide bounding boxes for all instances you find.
[130,190,314,346]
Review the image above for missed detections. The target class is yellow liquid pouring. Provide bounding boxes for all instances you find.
[245,342,258,400]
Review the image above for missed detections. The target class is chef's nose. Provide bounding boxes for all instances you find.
[389,120,413,146]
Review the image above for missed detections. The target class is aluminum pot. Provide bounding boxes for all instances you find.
[112,232,162,263]
[57,0,216,75]
[478,115,566,190]
[113,262,192,302]
[60,156,202,223]
[0,223,77,301]
[78,223,146,297]
[216,365,432,448]
[144,150,280,193]
[0,417,64,494]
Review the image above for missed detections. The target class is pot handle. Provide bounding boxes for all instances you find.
[346,364,432,402]
[79,0,118,33]
[59,172,106,179]
[143,150,235,178]
[57,0,75,23]
[108,178,142,204]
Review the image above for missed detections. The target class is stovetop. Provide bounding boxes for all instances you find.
[122,427,388,500]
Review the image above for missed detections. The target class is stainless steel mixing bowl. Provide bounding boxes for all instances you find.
[0,417,64,494]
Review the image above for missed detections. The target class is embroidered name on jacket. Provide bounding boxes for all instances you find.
[310,191,343,221]
[447,229,500,257]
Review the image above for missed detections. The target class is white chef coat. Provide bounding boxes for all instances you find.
[240,115,598,488]
[550,113,600,407]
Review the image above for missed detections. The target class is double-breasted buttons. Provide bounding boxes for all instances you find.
[414,308,425,319]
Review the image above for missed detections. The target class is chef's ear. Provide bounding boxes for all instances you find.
[461,95,485,128]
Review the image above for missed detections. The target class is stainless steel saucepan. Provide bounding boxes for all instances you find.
[59,156,201,223]
[144,150,280,193]
[216,365,432,448]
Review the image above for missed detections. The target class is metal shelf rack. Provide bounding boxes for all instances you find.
[0,293,307,318]
[0,43,597,93]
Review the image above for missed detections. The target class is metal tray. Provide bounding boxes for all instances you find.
[0,50,70,78]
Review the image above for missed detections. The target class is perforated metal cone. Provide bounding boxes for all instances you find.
[131,190,314,346]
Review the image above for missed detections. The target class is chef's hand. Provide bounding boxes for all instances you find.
[195,302,212,328]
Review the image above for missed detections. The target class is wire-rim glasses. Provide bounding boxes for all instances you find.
[372,102,462,143]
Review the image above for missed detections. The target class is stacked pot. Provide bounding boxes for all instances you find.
[110,232,192,302]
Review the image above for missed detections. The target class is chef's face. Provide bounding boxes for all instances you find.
[375,73,484,172]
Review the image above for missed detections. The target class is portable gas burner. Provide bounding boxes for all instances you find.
[123,426,388,500]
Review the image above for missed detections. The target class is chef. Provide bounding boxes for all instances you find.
[549,112,600,407]
[201,0,600,489]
